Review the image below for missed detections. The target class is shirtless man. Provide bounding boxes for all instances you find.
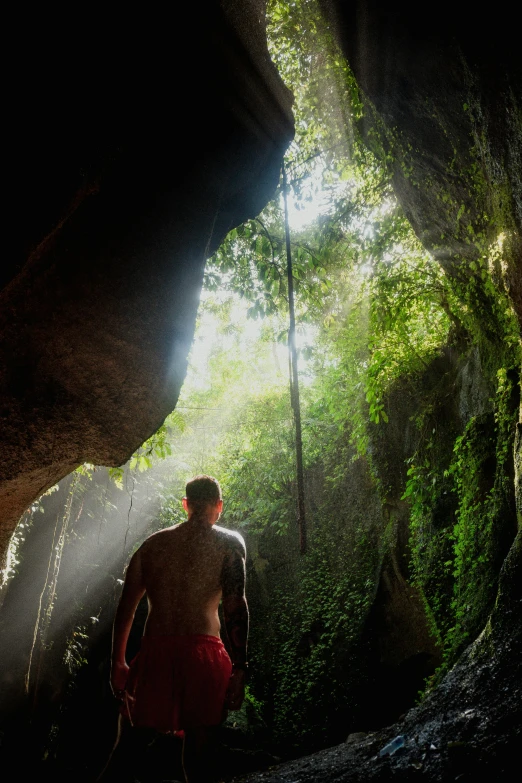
[100,475,248,782]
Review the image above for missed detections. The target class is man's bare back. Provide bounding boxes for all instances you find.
[139,522,246,638]
[109,476,248,718]
[100,476,249,782]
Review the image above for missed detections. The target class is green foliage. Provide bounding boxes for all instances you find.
[65,0,519,744]
[207,213,332,321]
[406,362,520,678]
[107,411,186,487]
[198,0,522,731]
[224,685,266,734]
[247,506,378,747]
[218,391,294,535]
[267,0,362,167]
[0,7,518,775]
[63,624,89,675]
[11,0,519,756]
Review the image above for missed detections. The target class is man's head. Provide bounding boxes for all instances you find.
[183,475,223,523]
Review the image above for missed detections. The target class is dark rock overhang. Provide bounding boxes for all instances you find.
[0,2,294,558]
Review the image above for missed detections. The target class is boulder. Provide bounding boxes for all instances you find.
[0,2,294,561]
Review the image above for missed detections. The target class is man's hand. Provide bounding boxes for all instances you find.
[110,660,130,701]
[226,667,246,711]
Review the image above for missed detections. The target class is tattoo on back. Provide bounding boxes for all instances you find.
[221,544,248,666]
[221,546,245,598]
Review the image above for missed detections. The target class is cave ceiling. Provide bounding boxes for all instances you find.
[0,2,294,557]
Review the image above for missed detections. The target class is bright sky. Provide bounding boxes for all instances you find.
[284,188,328,231]
[186,160,336,391]
[186,292,316,394]
[283,160,345,231]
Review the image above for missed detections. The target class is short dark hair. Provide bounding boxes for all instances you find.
[185,475,222,504]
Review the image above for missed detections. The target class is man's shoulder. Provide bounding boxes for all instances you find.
[140,524,182,548]
[213,525,246,554]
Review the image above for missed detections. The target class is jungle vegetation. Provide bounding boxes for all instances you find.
[1,0,520,769]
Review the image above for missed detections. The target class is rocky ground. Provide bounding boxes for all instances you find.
[229,540,521,783]
[228,652,520,782]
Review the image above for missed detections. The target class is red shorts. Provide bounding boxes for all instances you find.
[121,634,232,733]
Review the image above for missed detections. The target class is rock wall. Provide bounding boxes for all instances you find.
[321,0,521,320]
[320,0,521,639]
[0,2,294,561]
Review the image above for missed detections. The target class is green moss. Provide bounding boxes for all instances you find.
[406,361,519,679]
[248,500,379,748]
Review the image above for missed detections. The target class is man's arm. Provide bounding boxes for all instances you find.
[111,548,146,697]
[221,535,249,710]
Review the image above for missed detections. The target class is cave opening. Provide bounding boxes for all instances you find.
[0,1,520,782]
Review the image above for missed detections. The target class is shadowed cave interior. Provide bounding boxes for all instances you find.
[1,2,520,782]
